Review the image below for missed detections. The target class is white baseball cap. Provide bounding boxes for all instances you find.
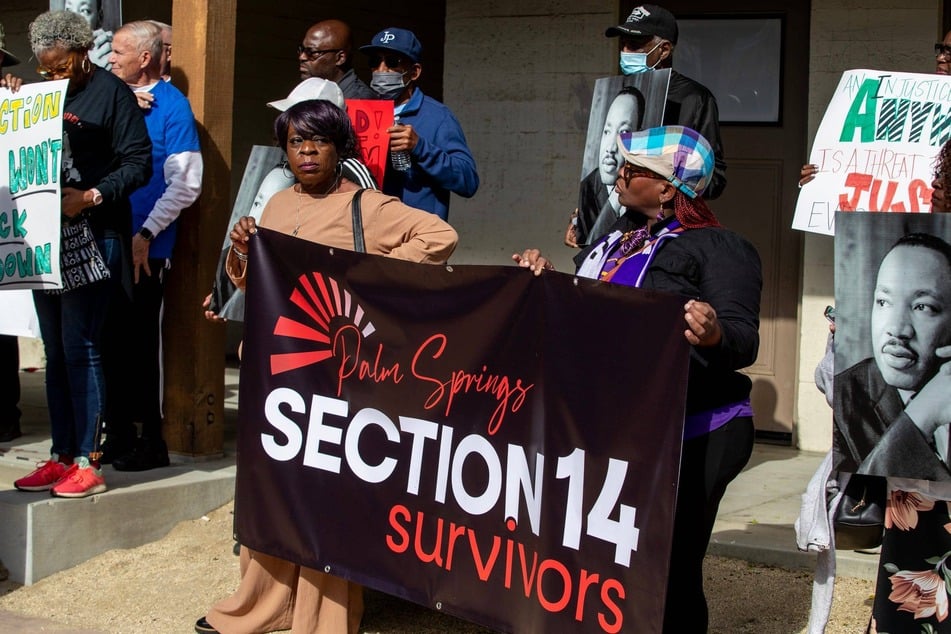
[266,78,345,111]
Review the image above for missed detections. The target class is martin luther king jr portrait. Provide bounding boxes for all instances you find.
[834,213,951,481]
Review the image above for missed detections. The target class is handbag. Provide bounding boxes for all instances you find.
[51,217,111,293]
[351,188,366,253]
[832,473,886,550]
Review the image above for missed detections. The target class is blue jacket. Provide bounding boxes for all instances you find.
[384,88,479,220]
[129,80,201,259]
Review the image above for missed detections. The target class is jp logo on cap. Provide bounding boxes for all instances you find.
[605,4,679,44]
[360,27,423,63]
[617,126,714,199]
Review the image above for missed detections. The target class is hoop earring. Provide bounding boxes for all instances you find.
[281,161,294,179]
[335,161,343,176]
[81,57,92,73]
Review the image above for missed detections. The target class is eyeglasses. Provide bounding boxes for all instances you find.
[368,53,408,69]
[935,43,951,59]
[297,45,341,61]
[36,59,74,79]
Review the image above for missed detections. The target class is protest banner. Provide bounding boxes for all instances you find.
[346,98,393,188]
[793,70,950,235]
[576,72,670,247]
[234,227,690,633]
[832,212,951,480]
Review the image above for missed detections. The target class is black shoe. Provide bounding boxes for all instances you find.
[0,425,22,442]
[112,438,170,472]
[195,616,219,634]
[99,438,134,465]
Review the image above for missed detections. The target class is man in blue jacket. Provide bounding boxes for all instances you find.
[361,28,478,220]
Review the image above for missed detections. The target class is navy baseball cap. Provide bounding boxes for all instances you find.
[360,27,422,63]
[605,5,678,44]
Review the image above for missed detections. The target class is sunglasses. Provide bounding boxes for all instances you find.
[36,59,74,79]
[368,53,409,69]
[620,163,664,182]
[297,45,341,61]
[936,43,951,58]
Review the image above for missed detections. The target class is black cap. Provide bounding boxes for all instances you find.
[605,5,678,44]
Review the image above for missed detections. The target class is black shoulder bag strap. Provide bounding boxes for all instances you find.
[351,188,366,253]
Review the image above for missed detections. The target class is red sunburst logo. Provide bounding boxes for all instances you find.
[270,272,375,375]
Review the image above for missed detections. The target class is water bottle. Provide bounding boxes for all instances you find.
[391,117,412,172]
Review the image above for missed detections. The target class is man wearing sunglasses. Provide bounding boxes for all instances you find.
[360,27,479,221]
[298,19,375,100]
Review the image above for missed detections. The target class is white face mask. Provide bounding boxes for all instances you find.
[370,71,408,100]
[619,41,663,75]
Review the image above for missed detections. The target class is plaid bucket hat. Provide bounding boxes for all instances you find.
[616,126,714,198]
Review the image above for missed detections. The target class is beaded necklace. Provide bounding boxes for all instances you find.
[599,215,682,282]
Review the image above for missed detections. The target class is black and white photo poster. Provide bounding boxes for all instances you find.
[575,71,670,247]
[834,212,951,481]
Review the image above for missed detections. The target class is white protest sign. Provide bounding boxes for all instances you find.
[0,79,68,289]
[793,70,949,235]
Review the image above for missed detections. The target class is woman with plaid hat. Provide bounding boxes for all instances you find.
[515,125,762,633]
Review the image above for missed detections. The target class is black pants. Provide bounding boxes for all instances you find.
[102,259,167,442]
[663,416,755,633]
[0,334,20,428]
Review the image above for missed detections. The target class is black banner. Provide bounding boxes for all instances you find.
[236,228,690,633]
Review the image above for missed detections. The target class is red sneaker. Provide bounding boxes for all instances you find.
[51,466,107,498]
[14,460,75,491]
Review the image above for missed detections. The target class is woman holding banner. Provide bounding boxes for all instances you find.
[204,77,378,323]
[514,126,762,633]
[196,99,456,634]
[13,10,150,498]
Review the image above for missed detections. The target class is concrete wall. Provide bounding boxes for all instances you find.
[444,0,616,271]
[796,1,940,451]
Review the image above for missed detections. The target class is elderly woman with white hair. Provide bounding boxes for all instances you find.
[13,10,150,499]
[515,126,762,633]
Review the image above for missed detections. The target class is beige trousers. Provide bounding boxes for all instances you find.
[206,546,364,634]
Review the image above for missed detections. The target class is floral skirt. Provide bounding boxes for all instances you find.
[871,489,951,633]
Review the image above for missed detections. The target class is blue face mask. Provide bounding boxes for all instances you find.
[619,41,663,75]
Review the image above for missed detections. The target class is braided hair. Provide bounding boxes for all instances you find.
[672,191,720,229]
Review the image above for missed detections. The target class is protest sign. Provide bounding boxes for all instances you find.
[346,99,393,188]
[793,70,950,235]
[1,79,68,290]
[235,228,690,632]
[0,80,67,335]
